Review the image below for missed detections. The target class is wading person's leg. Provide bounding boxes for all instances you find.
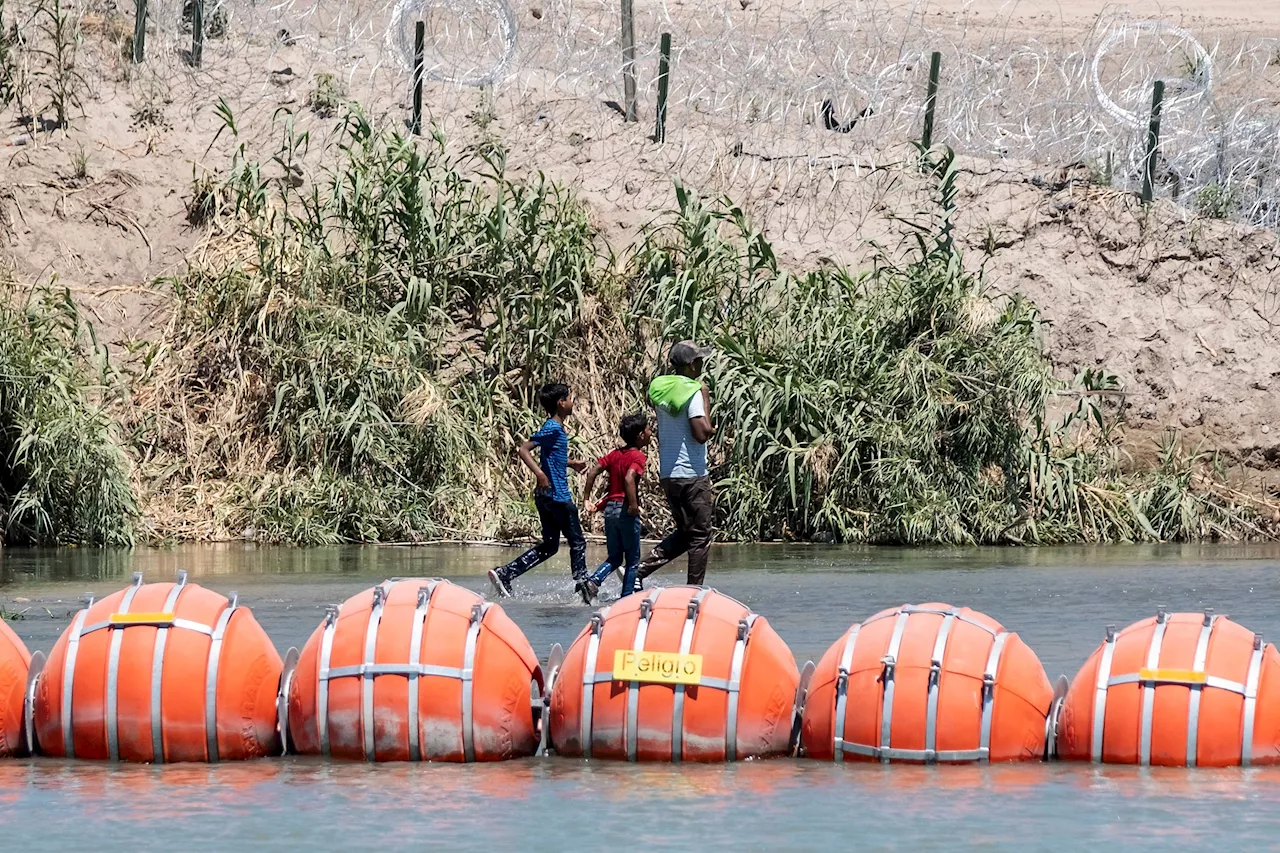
[495,495,562,584]
[556,501,588,583]
[590,504,625,585]
[683,477,714,586]
[584,504,625,601]
[637,478,692,583]
[620,511,642,595]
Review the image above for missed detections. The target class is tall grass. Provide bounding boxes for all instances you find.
[127,107,611,542]
[124,110,1270,545]
[0,282,135,545]
[627,153,1263,543]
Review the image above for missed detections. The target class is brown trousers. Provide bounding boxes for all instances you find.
[637,476,714,586]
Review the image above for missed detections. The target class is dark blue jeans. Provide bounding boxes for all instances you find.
[497,495,587,582]
[590,501,641,595]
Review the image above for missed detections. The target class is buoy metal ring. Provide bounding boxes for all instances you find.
[790,660,816,757]
[277,647,300,756]
[23,651,44,757]
[1044,674,1069,760]
[537,643,564,756]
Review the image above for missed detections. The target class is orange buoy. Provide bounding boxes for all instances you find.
[33,572,282,762]
[1055,609,1280,766]
[287,578,542,762]
[0,616,31,757]
[800,603,1052,763]
[548,586,799,762]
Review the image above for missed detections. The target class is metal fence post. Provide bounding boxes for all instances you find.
[1141,80,1165,204]
[190,0,203,65]
[133,0,147,63]
[921,50,941,150]
[411,20,425,135]
[621,0,637,122]
[654,32,671,142]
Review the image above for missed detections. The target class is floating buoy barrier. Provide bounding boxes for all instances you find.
[32,572,282,762]
[799,603,1052,763]
[287,578,543,762]
[16,579,1280,775]
[547,587,799,761]
[1055,610,1280,766]
[0,616,31,757]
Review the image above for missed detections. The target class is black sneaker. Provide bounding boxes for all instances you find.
[576,579,598,605]
[488,569,512,598]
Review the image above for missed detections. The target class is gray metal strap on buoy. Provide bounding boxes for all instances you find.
[580,609,608,759]
[1101,617,1268,765]
[923,609,958,761]
[723,613,758,761]
[316,604,340,756]
[835,605,1003,763]
[106,573,144,762]
[671,588,711,762]
[1242,634,1265,766]
[148,571,188,763]
[575,590,764,761]
[313,579,490,761]
[60,595,93,759]
[460,601,490,763]
[360,582,391,761]
[977,630,1010,761]
[204,592,239,762]
[407,581,439,762]
[1090,624,1118,763]
[831,624,861,761]
[626,590,662,762]
[1185,610,1216,767]
[69,572,234,761]
[1137,609,1170,766]
[876,609,911,763]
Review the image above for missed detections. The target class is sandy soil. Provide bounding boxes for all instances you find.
[3,0,1280,482]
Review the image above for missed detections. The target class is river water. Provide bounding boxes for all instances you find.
[0,542,1278,851]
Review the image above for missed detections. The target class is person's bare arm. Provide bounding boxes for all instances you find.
[567,459,589,474]
[624,469,641,516]
[690,384,714,444]
[583,462,605,511]
[516,439,551,491]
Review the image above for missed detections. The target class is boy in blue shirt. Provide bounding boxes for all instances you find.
[488,383,589,598]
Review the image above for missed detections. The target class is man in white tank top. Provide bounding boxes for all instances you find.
[637,340,715,586]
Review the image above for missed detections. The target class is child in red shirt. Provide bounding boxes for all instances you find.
[579,413,652,603]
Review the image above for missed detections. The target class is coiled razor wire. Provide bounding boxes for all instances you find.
[1091,21,1214,128]
[109,0,1280,238]
[387,0,518,87]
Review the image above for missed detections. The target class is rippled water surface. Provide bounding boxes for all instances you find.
[1,542,1279,851]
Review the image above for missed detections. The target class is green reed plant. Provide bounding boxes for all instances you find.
[0,282,135,545]
[132,105,610,542]
[132,114,1268,545]
[628,149,1262,544]
[30,0,86,128]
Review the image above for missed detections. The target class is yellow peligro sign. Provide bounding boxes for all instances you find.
[612,650,703,685]
[108,612,176,626]
[1137,668,1207,684]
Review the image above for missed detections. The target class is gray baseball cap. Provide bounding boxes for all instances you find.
[669,340,714,367]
